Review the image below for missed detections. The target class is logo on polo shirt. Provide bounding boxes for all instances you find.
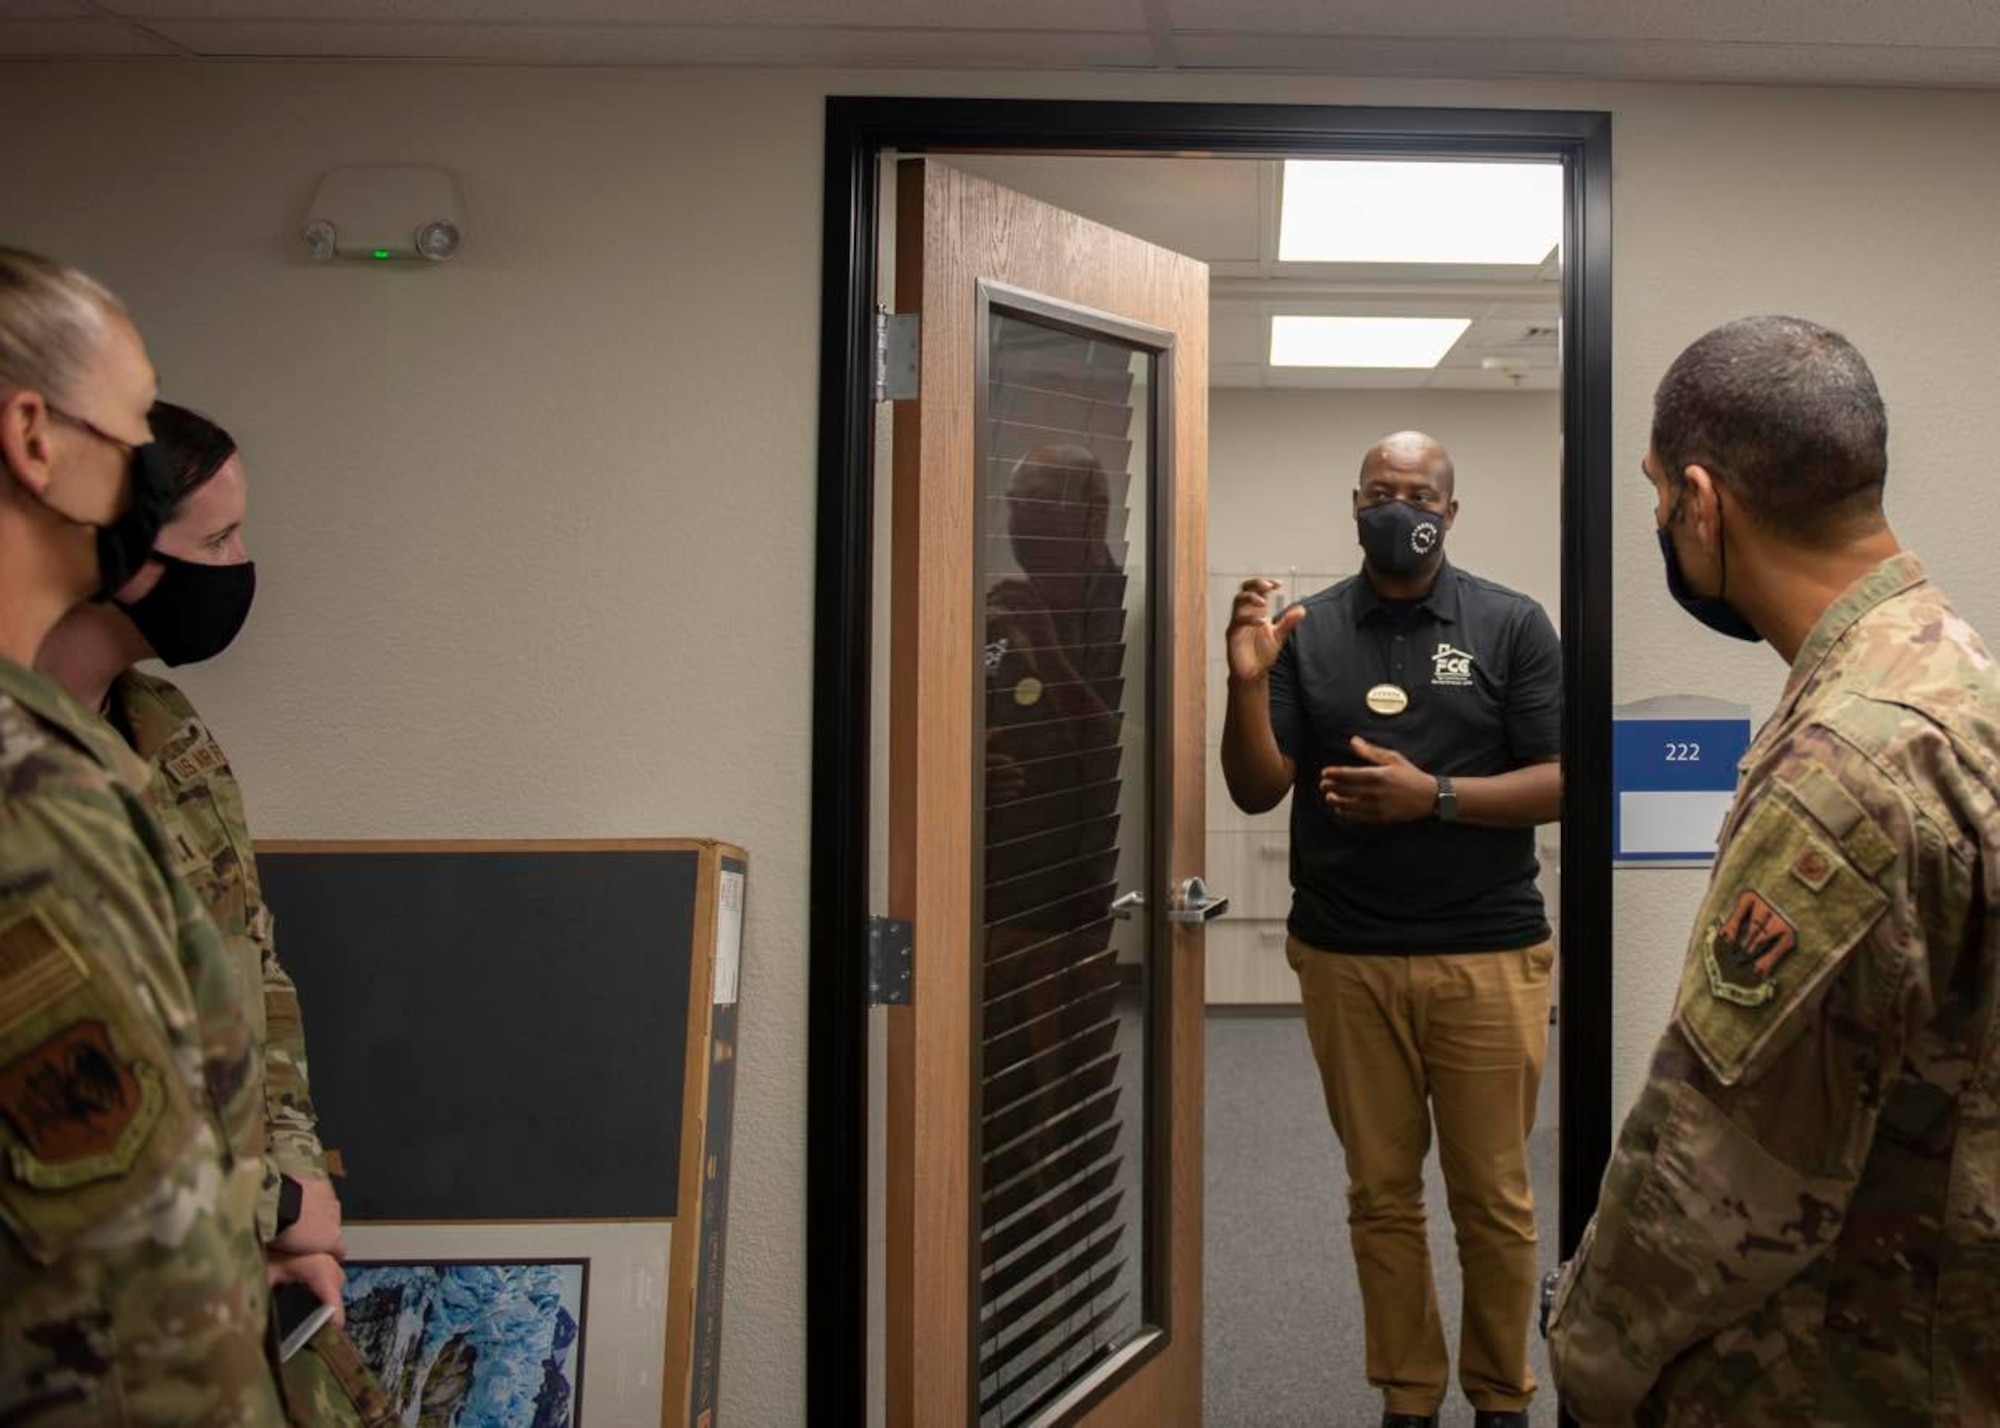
[1433,642,1475,686]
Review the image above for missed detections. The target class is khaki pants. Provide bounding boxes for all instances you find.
[1287,936,1553,1416]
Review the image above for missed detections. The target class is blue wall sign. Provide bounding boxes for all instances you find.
[1612,697,1753,865]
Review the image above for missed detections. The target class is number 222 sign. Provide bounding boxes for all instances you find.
[1612,698,1753,866]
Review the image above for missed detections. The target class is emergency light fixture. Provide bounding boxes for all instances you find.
[304,165,465,264]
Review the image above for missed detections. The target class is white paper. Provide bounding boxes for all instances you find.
[1618,790,1734,857]
[713,868,745,1006]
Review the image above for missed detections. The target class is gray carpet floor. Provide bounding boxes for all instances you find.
[1204,1013,1561,1428]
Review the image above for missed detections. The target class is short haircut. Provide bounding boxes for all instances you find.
[1652,316,1887,538]
[0,247,125,408]
[148,401,238,507]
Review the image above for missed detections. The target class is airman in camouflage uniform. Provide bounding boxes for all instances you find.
[1548,317,2000,1424]
[32,395,394,1426]
[112,670,395,1428]
[0,247,282,1422]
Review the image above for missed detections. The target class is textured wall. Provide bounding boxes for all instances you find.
[5,60,1998,1423]
[1209,387,1562,619]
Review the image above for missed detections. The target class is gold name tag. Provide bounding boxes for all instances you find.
[1365,683,1409,717]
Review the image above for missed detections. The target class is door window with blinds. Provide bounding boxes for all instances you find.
[975,285,1174,1424]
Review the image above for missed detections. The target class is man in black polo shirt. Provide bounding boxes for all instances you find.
[1223,431,1562,1428]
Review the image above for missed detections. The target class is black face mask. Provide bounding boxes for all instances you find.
[1356,499,1447,578]
[118,554,256,667]
[1656,495,1761,643]
[90,441,178,601]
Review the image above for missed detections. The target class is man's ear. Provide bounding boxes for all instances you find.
[1444,496,1460,528]
[1681,464,1724,551]
[0,390,56,499]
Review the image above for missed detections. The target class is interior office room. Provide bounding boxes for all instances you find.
[864,149,1566,1424]
[4,3,2000,1426]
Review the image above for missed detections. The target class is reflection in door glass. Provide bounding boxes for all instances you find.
[977,310,1155,1424]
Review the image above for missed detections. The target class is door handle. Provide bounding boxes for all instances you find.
[1168,876,1230,924]
[1109,890,1145,921]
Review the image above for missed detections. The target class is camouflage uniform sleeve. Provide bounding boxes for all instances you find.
[1548,721,1939,1423]
[254,894,327,1184]
[0,763,279,1423]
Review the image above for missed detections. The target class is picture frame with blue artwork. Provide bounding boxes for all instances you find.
[342,1257,589,1428]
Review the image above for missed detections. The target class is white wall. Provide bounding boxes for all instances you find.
[6,61,2000,1424]
[1210,387,1561,618]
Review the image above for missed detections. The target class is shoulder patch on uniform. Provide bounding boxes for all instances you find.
[1789,840,1836,892]
[1701,890,1798,1007]
[1675,785,1891,1086]
[0,1020,165,1188]
[0,906,89,1031]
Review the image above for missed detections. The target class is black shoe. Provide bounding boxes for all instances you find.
[1472,1412,1529,1428]
[1381,1415,1438,1428]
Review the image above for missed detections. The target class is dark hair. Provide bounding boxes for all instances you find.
[147,401,237,507]
[1651,316,1887,539]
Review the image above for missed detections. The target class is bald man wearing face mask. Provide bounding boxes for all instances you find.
[0,248,282,1422]
[1223,432,1564,1428]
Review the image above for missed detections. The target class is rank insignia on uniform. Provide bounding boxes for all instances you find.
[0,907,88,1032]
[1703,890,1798,1008]
[0,1020,164,1188]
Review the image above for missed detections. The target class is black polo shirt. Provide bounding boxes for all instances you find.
[1267,562,1561,955]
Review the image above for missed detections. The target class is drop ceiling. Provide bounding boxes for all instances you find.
[7,0,2000,87]
[950,155,1561,392]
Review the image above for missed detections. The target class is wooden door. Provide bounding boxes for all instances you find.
[885,158,1211,1427]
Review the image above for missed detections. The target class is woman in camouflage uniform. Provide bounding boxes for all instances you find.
[38,402,394,1427]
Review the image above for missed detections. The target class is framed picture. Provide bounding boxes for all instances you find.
[343,1257,587,1427]
[275,834,747,1425]
[344,1223,672,1428]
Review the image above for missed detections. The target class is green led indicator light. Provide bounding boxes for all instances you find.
[372,249,391,260]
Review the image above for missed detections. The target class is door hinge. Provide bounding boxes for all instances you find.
[866,916,913,1006]
[874,311,920,403]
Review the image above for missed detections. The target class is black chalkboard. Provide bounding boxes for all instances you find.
[257,846,698,1221]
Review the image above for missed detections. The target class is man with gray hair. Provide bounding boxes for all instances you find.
[0,247,282,1422]
[1548,316,2000,1423]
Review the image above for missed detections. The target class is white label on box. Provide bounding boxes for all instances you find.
[713,868,744,1006]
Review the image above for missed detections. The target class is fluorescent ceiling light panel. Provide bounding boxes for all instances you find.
[1269,316,1471,369]
[1279,160,1563,265]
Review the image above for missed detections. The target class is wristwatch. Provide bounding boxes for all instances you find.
[1433,774,1460,823]
[275,1173,304,1236]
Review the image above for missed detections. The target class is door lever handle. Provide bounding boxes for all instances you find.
[1168,876,1230,924]
[1109,890,1145,921]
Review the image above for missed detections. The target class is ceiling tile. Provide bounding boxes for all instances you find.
[1208,302,1267,366]
[0,18,170,52]
[147,20,1158,65]
[1165,0,2000,48]
[1207,362,1267,390]
[110,0,1147,30]
[1430,370,1561,391]
[1173,31,2000,86]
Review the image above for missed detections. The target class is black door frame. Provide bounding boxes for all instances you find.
[811,95,1613,1425]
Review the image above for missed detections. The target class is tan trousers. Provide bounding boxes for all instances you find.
[1287,937,1553,1416]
